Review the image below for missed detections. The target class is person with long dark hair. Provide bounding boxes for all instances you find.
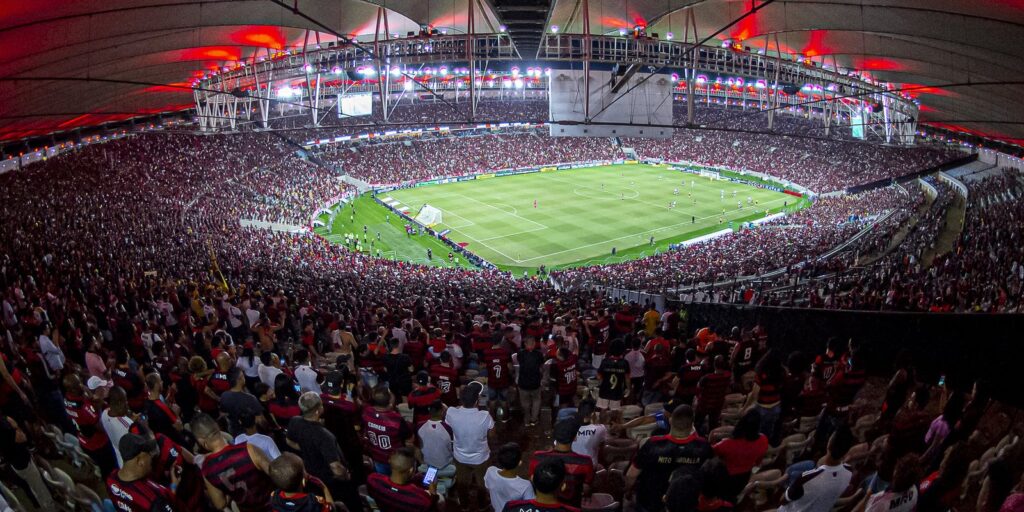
[917,442,971,512]
[714,409,770,501]
[269,373,301,428]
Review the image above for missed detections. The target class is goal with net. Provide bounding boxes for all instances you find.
[415,204,443,227]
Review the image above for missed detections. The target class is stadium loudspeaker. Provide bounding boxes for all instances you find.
[548,69,674,139]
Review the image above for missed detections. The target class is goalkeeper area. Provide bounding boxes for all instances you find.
[379,164,808,274]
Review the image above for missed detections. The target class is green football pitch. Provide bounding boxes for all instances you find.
[358,164,805,273]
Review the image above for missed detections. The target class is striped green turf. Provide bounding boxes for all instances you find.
[381,164,802,273]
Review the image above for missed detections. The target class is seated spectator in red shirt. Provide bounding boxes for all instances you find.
[367,447,439,512]
[713,409,770,500]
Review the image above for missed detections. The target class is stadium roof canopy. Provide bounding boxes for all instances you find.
[2,0,1024,144]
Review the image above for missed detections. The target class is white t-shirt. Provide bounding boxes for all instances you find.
[101,410,134,467]
[295,365,321,393]
[418,419,454,468]
[780,464,853,512]
[234,432,281,461]
[572,423,608,465]
[484,466,535,512]
[445,406,494,465]
[865,487,917,512]
[258,364,283,387]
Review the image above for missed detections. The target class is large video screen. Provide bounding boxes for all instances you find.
[339,93,373,117]
[851,113,866,139]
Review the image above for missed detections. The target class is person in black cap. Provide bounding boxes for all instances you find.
[527,419,595,507]
[407,370,441,428]
[106,433,183,512]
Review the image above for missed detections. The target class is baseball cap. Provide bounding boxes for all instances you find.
[323,371,344,395]
[86,376,111,390]
[553,418,581,445]
[119,433,158,461]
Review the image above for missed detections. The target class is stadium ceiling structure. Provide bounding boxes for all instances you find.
[1,0,1024,145]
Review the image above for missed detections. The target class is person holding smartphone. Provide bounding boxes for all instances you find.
[367,447,439,511]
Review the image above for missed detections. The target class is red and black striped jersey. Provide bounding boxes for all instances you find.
[675,362,707,399]
[632,432,713,511]
[270,490,332,512]
[106,471,180,512]
[64,394,109,451]
[113,367,146,411]
[502,499,581,512]
[429,364,459,405]
[528,450,595,507]
[361,406,412,464]
[366,473,436,512]
[755,372,782,406]
[555,355,578,396]
[407,385,442,426]
[200,442,273,512]
[696,371,733,412]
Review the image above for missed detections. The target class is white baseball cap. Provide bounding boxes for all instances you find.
[86,376,112,390]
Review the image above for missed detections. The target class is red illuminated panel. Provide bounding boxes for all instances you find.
[853,57,905,71]
[179,46,242,61]
[801,30,831,58]
[230,26,287,50]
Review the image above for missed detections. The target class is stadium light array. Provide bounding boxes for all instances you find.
[551,25,559,33]
[666,32,674,40]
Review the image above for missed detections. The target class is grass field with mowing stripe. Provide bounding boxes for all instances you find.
[374,164,805,274]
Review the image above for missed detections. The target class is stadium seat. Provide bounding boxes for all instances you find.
[841,442,870,468]
[600,442,637,467]
[852,413,878,442]
[783,434,813,466]
[709,426,735,444]
[643,403,664,416]
[737,469,786,509]
[581,493,618,512]
[628,423,657,442]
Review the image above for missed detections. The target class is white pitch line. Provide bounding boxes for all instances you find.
[451,193,549,230]
[515,196,791,264]
[476,225,549,242]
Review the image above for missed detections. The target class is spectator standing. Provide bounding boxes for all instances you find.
[268,453,333,512]
[106,433,182,512]
[408,371,442,427]
[694,355,732,433]
[625,339,646,403]
[287,392,360,512]
[485,443,535,512]
[0,414,56,510]
[529,419,595,507]
[234,412,281,461]
[193,413,275,512]
[516,336,545,427]
[362,385,413,474]
[626,405,712,512]
[571,399,607,466]
[293,349,321,393]
[383,339,415,399]
[220,367,264,436]
[102,386,135,467]
[446,383,495,509]
[597,340,630,410]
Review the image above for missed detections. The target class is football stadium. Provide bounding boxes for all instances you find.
[2,2,1024,512]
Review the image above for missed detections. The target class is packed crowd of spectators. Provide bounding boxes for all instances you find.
[0,110,1019,512]
[552,186,921,293]
[317,131,621,186]
[745,170,1023,312]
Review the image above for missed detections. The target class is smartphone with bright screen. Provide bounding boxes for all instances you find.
[422,466,438,486]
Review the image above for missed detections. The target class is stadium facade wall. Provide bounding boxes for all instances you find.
[678,301,1024,407]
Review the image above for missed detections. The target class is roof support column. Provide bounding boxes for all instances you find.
[767,33,782,132]
[467,0,477,120]
[375,7,391,123]
[582,0,591,121]
[684,9,698,125]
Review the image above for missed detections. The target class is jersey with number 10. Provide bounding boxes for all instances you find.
[361,406,411,464]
